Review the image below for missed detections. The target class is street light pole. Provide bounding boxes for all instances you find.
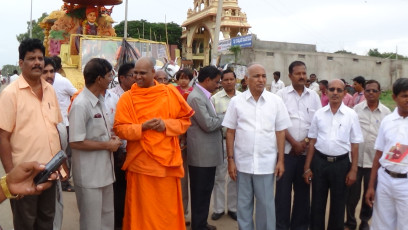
[124,0,128,39]
[211,0,223,66]
[29,0,33,38]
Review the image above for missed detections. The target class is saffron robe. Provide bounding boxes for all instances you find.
[113,82,194,230]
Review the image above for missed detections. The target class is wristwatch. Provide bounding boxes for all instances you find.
[304,138,309,143]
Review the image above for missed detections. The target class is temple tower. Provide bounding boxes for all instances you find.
[181,0,251,67]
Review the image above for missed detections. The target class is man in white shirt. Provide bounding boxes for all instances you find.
[304,79,363,230]
[345,80,390,230]
[51,56,78,192]
[9,70,19,83]
[275,61,321,230]
[309,74,319,93]
[271,71,285,94]
[210,68,240,221]
[223,64,291,230]
[105,62,135,229]
[366,78,408,230]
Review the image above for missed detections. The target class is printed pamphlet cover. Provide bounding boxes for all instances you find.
[385,143,408,164]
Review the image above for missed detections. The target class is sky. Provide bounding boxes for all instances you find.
[1,0,408,68]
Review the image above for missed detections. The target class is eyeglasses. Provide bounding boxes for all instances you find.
[365,89,379,93]
[328,88,344,93]
[125,73,135,77]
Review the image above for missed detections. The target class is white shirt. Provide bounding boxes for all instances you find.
[309,82,320,93]
[104,90,119,132]
[308,103,363,156]
[376,108,408,173]
[211,89,241,136]
[105,88,127,149]
[53,73,77,126]
[10,74,19,83]
[110,84,125,98]
[222,89,292,174]
[271,79,285,94]
[354,101,390,168]
[277,85,322,154]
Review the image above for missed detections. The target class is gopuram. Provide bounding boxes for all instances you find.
[181,0,251,67]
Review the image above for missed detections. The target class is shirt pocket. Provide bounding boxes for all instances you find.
[90,117,110,141]
[48,104,59,125]
[336,123,350,143]
[262,112,276,131]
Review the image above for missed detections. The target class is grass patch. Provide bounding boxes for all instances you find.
[380,90,396,110]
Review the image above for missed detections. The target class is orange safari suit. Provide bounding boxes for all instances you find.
[113,81,194,230]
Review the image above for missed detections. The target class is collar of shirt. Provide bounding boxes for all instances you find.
[322,102,347,114]
[360,100,387,113]
[196,83,212,99]
[112,84,125,96]
[105,89,114,99]
[217,88,238,99]
[83,87,103,107]
[244,88,268,102]
[287,84,311,97]
[390,107,408,121]
[17,75,51,92]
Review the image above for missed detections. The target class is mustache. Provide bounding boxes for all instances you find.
[32,66,43,70]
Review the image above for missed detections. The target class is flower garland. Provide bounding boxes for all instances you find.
[82,20,98,35]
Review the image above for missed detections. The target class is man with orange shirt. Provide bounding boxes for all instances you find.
[113,57,194,230]
[0,38,63,230]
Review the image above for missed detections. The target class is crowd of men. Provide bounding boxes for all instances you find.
[1,38,408,230]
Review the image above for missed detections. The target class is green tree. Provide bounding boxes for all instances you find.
[1,65,20,76]
[228,45,241,64]
[367,48,408,60]
[114,20,182,48]
[334,50,356,55]
[16,13,48,43]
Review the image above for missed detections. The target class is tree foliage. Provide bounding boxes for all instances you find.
[228,45,241,64]
[16,13,48,43]
[334,50,356,55]
[114,20,182,48]
[1,65,20,76]
[367,48,408,60]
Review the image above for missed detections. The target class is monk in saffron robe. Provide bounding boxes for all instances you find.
[113,57,194,230]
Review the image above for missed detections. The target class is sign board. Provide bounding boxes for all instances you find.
[218,39,232,52]
[231,35,252,48]
[218,34,253,52]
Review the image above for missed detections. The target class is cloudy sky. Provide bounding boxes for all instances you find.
[1,0,407,68]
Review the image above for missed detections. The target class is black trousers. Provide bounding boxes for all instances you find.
[113,148,127,228]
[10,181,56,230]
[310,151,350,230]
[275,154,310,230]
[345,167,373,229]
[189,165,216,230]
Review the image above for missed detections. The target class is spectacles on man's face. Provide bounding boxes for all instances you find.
[364,89,380,93]
[328,87,344,93]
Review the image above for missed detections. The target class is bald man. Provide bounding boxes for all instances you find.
[304,79,363,230]
[154,69,169,84]
[223,64,291,230]
[113,57,194,230]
